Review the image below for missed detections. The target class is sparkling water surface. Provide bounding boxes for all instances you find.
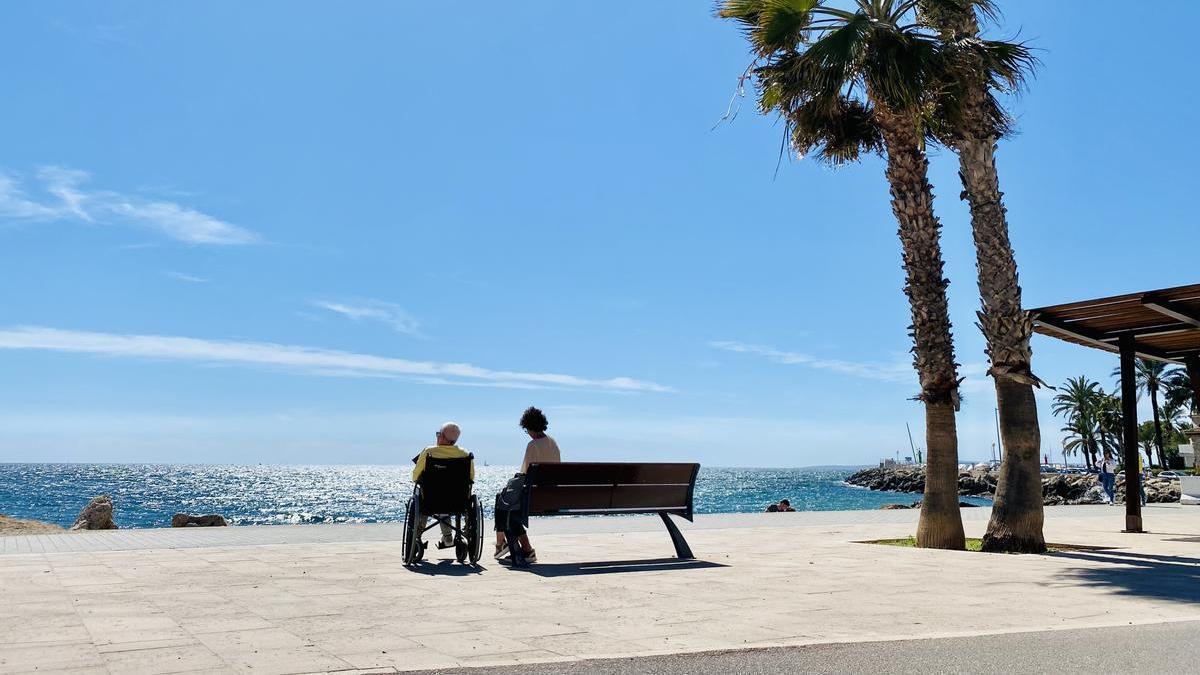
[0,464,990,529]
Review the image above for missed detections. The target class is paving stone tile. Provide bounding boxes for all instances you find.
[221,646,352,674]
[82,614,189,645]
[411,629,538,658]
[0,642,104,672]
[194,627,313,654]
[336,647,460,671]
[101,643,227,674]
[307,628,422,654]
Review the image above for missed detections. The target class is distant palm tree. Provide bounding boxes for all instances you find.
[1163,367,1194,413]
[1095,392,1124,458]
[718,0,967,548]
[1114,359,1170,468]
[1052,376,1104,467]
[1161,399,1191,461]
[1060,418,1097,469]
[1138,422,1158,468]
[915,0,1041,554]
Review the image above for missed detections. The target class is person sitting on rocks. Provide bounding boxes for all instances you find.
[412,421,474,550]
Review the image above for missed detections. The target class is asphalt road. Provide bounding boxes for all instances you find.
[427,621,1200,674]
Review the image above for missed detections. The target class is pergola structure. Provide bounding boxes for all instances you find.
[1032,283,1200,533]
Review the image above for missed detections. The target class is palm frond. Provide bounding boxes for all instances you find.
[718,0,823,56]
[787,96,884,164]
[859,24,945,114]
[969,38,1038,92]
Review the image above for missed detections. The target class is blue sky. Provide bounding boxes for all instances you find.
[1,2,1195,467]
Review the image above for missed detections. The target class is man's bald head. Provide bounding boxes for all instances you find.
[438,422,461,445]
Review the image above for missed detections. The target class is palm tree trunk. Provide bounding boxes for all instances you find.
[1150,387,1166,468]
[956,137,1045,553]
[876,109,965,551]
[984,378,1045,552]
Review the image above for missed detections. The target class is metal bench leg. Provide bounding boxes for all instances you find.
[660,513,694,560]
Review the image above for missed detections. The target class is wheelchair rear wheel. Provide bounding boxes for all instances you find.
[401,491,422,566]
[467,495,484,565]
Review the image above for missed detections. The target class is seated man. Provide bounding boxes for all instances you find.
[412,421,474,549]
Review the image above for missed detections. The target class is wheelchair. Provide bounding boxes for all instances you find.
[402,454,484,566]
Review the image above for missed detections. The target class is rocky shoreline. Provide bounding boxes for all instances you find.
[846,466,1180,506]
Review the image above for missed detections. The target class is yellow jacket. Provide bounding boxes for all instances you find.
[412,444,474,482]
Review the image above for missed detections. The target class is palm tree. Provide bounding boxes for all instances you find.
[1060,418,1097,470]
[1052,376,1102,468]
[718,0,966,548]
[1163,367,1194,413]
[1114,359,1170,468]
[916,0,1041,553]
[1095,392,1124,460]
[1138,422,1158,468]
[1161,399,1191,462]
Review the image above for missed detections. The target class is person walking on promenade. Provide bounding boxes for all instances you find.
[1098,451,1117,505]
[412,422,473,549]
[1139,454,1149,506]
[494,406,561,563]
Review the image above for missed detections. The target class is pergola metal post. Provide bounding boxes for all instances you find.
[1119,334,1143,533]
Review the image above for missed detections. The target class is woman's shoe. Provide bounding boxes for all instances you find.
[523,549,537,564]
[494,542,510,560]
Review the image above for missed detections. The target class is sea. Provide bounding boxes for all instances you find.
[0,464,991,529]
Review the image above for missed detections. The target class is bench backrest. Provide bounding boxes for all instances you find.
[523,462,700,521]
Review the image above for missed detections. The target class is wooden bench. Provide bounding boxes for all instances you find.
[505,462,700,567]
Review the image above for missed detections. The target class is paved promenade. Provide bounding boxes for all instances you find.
[2,505,1198,673]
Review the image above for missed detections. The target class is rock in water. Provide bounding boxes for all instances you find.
[71,496,117,530]
[171,514,227,527]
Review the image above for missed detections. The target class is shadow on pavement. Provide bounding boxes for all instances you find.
[503,558,727,577]
[409,558,486,576]
[1051,549,1200,603]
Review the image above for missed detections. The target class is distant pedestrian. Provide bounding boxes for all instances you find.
[1139,455,1148,506]
[1098,451,1117,505]
[778,499,795,512]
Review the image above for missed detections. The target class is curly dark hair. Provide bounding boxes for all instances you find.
[519,406,549,434]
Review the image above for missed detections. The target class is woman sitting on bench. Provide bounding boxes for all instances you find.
[494,406,561,562]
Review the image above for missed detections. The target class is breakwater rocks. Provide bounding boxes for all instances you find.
[847,467,1180,505]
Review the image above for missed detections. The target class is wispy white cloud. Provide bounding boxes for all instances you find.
[313,299,421,336]
[165,271,208,283]
[709,340,915,382]
[0,326,672,393]
[711,340,994,396]
[0,167,257,245]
